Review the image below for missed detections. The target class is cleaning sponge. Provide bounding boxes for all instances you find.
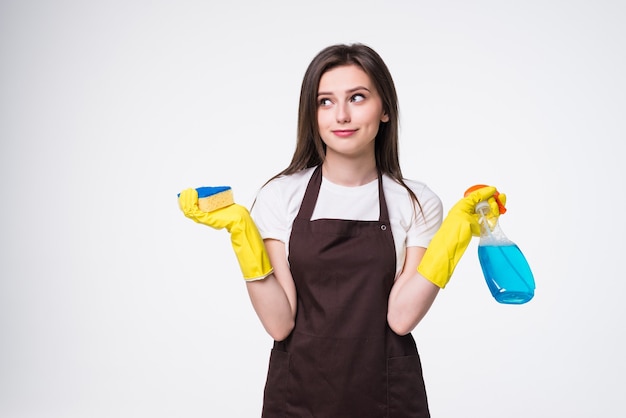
[196,186,234,212]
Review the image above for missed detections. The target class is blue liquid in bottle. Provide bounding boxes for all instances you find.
[478,244,535,304]
[472,196,536,305]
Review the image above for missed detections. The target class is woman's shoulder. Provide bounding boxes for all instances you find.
[382,175,440,202]
[382,175,443,230]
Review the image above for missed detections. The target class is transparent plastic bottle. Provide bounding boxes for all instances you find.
[469,187,536,304]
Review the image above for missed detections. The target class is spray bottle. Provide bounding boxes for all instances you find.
[465,185,536,304]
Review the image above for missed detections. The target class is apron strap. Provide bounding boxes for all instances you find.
[295,165,323,221]
[377,170,390,224]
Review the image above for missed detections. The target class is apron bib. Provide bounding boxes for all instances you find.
[262,165,430,417]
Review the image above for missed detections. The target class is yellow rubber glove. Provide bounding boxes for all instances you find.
[178,188,273,281]
[417,186,505,288]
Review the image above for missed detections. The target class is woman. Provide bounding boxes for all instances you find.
[179,43,503,417]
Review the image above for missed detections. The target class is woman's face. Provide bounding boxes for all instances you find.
[317,64,389,160]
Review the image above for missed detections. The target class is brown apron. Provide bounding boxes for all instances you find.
[262,165,430,417]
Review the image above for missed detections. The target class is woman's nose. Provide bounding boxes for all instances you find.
[335,103,350,123]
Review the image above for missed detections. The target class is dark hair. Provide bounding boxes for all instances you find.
[264,43,421,213]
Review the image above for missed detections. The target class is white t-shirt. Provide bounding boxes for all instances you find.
[251,167,443,276]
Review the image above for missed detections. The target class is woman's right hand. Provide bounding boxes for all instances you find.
[417,186,505,288]
[178,188,273,281]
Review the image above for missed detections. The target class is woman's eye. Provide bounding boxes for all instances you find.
[319,98,332,106]
[351,93,365,103]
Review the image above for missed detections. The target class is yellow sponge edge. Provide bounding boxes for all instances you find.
[198,188,234,212]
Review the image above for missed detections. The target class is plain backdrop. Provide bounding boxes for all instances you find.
[1,0,625,417]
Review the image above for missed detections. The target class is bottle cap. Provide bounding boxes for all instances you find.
[464,184,507,215]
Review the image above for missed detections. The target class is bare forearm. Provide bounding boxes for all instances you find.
[387,272,439,335]
[387,246,440,335]
[246,275,295,341]
[246,239,297,341]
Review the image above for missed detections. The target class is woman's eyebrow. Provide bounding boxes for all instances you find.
[317,86,372,96]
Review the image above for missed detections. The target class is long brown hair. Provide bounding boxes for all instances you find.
[264,43,421,212]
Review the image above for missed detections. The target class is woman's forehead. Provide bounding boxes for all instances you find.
[318,65,373,92]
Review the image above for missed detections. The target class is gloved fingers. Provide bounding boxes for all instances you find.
[467,186,497,205]
[487,197,501,218]
[463,187,498,236]
[498,192,507,208]
[178,188,227,229]
[486,191,507,218]
[179,188,201,217]
[452,186,497,216]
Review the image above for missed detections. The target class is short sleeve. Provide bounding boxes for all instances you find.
[405,183,443,248]
[250,179,289,243]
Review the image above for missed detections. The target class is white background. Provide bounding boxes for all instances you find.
[1,1,625,417]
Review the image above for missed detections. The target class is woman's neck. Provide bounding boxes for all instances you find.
[321,155,378,187]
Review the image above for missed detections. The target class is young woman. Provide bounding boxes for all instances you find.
[179,43,503,417]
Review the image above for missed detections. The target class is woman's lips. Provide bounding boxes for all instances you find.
[332,129,357,138]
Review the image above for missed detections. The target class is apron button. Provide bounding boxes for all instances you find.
[380,224,387,231]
